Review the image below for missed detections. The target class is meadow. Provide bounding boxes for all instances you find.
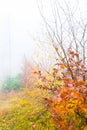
[0,88,56,130]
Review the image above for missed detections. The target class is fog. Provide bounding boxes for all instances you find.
[0,0,42,80]
[0,0,87,80]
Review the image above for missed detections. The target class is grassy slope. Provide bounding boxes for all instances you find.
[0,89,56,130]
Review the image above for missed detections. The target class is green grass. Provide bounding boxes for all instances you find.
[0,89,57,130]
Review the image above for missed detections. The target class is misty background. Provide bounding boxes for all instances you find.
[0,0,42,80]
[0,0,87,81]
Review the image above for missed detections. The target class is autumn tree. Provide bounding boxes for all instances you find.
[21,57,38,90]
[34,0,87,129]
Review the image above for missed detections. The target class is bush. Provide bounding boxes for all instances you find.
[2,74,22,92]
[35,48,87,130]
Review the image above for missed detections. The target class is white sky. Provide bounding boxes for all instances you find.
[0,0,86,80]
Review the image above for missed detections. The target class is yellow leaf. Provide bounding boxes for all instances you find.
[84,125,87,130]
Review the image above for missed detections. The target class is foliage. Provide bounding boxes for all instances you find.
[35,48,87,130]
[2,74,22,92]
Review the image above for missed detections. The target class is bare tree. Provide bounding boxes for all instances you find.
[37,0,87,81]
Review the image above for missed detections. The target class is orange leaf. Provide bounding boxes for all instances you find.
[60,65,66,69]
[77,81,84,86]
